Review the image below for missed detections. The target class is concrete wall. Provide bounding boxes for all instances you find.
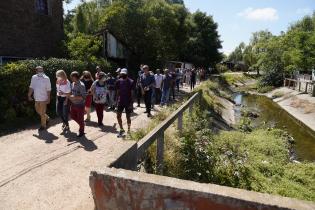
[0,0,64,58]
[109,143,138,171]
[90,168,315,210]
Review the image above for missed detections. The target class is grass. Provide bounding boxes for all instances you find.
[272,91,285,99]
[131,79,315,202]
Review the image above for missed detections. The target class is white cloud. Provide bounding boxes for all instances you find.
[238,7,279,21]
[296,8,312,15]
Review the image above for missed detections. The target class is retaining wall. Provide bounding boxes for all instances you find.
[90,168,315,210]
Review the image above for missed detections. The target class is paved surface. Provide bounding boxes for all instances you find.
[0,86,193,210]
[268,87,315,132]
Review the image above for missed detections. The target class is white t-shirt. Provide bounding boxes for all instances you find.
[154,74,163,89]
[29,74,51,102]
[56,79,71,97]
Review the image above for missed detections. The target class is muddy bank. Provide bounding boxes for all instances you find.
[234,92,315,161]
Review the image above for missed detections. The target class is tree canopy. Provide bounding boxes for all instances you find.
[64,0,223,69]
[227,12,315,86]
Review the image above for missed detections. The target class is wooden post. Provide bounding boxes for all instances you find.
[305,82,309,94]
[178,112,183,134]
[156,131,164,175]
[298,80,301,92]
[312,83,315,97]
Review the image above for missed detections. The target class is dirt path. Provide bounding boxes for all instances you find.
[0,86,193,210]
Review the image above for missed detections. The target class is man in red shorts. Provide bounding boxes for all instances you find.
[115,68,135,137]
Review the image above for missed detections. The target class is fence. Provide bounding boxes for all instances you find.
[284,74,315,96]
[136,91,200,174]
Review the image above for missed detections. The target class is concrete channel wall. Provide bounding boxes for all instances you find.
[89,168,315,210]
[89,92,315,210]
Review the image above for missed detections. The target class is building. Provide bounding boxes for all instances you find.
[0,0,64,64]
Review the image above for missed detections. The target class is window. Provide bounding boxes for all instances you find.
[36,0,49,15]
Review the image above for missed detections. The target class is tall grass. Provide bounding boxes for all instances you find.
[131,80,315,202]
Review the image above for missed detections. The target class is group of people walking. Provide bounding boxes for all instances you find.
[28,66,134,138]
[28,65,203,138]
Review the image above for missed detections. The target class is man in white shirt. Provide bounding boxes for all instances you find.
[28,66,52,131]
[154,69,163,104]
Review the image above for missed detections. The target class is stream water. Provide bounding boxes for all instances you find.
[234,93,315,161]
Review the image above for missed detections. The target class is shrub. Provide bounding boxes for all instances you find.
[0,58,111,132]
[257,85,273,93]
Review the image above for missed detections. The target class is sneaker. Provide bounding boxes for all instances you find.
[84,119,91,122]
[77,132,85,138]
[137,104,140,107]
[62,123,66,129]
[144,111,148,113]
[98,122,104,127]
[117,130,125,138]
[147,113,152,118]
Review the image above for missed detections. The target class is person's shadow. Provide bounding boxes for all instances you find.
[64,131,98,152]
[85,121,118,134]
[33,130,59,144]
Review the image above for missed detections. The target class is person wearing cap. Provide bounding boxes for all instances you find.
[106,72,116,110]
[115,68,135,137]
[69,71,86,137]
[91,72,107,126]
[140,65,155,117]
[28,66,51,131]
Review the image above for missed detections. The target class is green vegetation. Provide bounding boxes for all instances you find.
[0,58,111,133]
[64,0,222,69]
[227,12,315,87]
[132,80,315,202]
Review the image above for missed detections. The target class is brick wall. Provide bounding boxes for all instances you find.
[0,0,64,58]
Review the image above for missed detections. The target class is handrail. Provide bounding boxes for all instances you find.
[136,91,201,173]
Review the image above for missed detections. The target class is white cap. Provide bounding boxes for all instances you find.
[120,68,128,75]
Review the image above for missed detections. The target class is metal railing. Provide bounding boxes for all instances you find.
[136,92,201,174]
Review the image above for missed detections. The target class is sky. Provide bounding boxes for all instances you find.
[64,0,315,55]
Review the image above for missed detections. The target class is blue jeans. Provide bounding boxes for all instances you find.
[160,88,170,105]
[57,96,69,126]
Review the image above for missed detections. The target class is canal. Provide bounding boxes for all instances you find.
[234,93,315,161]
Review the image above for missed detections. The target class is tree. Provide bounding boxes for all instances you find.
[64,0,223,69]
[67,34,102,64]
[184,11,222,67]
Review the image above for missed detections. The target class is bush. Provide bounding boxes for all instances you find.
[0,58,111,132]
[259,68,284,87]
[257,85,273,93]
